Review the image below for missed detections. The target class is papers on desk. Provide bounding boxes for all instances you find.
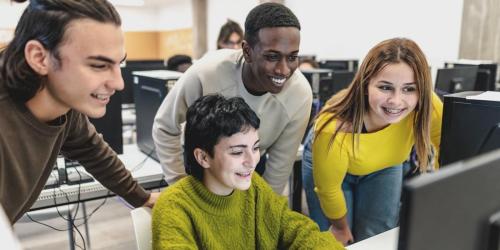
[465,91,500,102]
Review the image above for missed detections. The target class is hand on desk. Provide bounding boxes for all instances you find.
[143,192,161,208]
[329,216,354,246]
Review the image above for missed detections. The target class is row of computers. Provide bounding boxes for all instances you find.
[91,58,499,249]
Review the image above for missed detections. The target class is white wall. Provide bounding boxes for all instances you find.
[286,0,464,71]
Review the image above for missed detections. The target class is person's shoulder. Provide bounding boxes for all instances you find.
[281,69,312,97]
[195,49,242,69]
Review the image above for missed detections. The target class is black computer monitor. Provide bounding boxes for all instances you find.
[398,148,500,250]
[88,91,123,154]
[319,59,358,72]
[301,69,354,107]
[439,91,500,166]
[445,61,498,91]
[120,60,167,105]
[434,66,478,98]
[133,70,182,161]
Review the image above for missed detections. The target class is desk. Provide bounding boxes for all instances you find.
[346,228,398,250]
[31,144,165,210]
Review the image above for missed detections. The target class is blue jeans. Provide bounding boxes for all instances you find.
[302,129,404,241]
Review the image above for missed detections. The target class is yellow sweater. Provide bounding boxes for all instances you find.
[312,93,443,219]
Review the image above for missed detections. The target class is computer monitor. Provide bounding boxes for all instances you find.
[89,91,123,154]
[301,69,355,107]
[133,70,182,161]
[434,66,478,98]
[120,60,167,105]
[439,91,500,166]
[445,60,498,91]
[398,148,500,250]
[319,59,358,72]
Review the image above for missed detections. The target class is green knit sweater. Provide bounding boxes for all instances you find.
[152,174,344,249]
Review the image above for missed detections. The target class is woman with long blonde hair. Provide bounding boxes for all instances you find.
[302,38,443,245]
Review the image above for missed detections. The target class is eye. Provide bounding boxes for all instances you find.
[403,86,417,92]
[230,151,243,156]
[378,85,393,91]
[253,145,260,152]
[264,54,280,62]
[90,64,108,70]
[287,55,298,62]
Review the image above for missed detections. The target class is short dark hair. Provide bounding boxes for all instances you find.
[0,0,121,103]
[244,2,300,48]
[217,19,243,49]
[184,95,260,181]
[166,54,192,71]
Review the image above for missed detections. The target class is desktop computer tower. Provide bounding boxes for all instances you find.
[133,70,182,161]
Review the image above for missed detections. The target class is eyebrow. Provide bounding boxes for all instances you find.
[379,80,416,85]
[228,139,261,149]
[87,54,127,64]
[264,49,299,55]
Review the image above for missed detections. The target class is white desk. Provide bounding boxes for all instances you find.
[32,144,164,210]
[346,228,398,250]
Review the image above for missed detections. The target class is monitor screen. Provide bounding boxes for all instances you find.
[133,70,182,161]
[398,148,500,250]
[434,66,478,98]
[120,60,167,105]
[89,91,123,154]
[319,70,355,105]
[319,59,358,72]
[445,62,498,91]
[439,91,500,166]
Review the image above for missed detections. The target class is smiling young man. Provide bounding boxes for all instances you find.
[0,0,157,224]
[152,95,343,249]
[153,2,312,194]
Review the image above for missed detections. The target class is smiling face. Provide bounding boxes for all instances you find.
[242,26,300,94]
[36,19,126,120]
[365,62,419,131]
[201,128,260,196]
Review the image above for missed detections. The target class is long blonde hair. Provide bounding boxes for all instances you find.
[315,37,433,172]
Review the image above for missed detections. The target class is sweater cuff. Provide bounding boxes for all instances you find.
[121,185,150,207]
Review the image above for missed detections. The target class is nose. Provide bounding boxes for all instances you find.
[275,58,291,76]
[388,89,403,105]
[108,65,124,91]
[243,150,260,169]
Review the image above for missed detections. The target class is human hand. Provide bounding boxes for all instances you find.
[329,225,354,246]
[142,192,160,208]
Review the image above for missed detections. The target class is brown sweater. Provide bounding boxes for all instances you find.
[0,80,149,224]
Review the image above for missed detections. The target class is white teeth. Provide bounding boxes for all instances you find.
[91,93,109,101]
[384,108,403,114]
[236,172,251,177]
[271,77,286,86]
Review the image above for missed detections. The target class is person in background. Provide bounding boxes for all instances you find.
[152,94,344,249]
[217,19,244,50]
[152,2,311,195]
[0,0,158,224]
[166,54,192,73]
[308,38,442,245]
[299,57,320,71]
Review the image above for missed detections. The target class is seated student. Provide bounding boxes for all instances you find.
[166,54,192,73]
[304,38,443,245]
[152,95,344,249]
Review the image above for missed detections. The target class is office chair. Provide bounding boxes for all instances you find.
[130,207,152,250]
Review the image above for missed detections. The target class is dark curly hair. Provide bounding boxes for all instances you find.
[244,2,300,48]
[184,95,260,181]
[0,0,121,103]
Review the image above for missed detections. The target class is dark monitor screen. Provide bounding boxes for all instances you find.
[398,148,500,250]
[439,91,500,166]
[321,70,355,104]
[89,91,123,154]
[120,60,167,105]
[133,70,181,161]
[319,59,358,72]
[435,66,478,98]
[445,62,498,91]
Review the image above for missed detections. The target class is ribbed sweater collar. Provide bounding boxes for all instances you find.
[183,176,242,215]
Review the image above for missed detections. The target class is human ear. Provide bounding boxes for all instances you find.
[24,40,50,75]
[241,40,252,63]
[193,148,211,169]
